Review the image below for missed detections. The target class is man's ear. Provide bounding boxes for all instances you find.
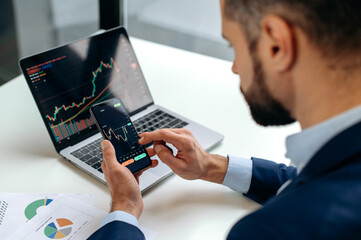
[260,15,296,72]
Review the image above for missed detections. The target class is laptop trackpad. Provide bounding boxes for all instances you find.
[149,159,172,177]
[146,143,176,177]
[139,171,159,190]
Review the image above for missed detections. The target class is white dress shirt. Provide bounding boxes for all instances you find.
[100,104,361,228]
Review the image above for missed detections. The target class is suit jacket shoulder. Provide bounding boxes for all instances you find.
[228,156,361,240]
[88,221,145,240]
[228,121,361,240]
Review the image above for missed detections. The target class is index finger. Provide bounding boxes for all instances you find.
[139,129,187,149]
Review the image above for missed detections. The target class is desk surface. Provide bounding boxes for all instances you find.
[0,38,300,239]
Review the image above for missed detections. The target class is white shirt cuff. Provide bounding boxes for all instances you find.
[222,155,253,193]
[100,211,139,228]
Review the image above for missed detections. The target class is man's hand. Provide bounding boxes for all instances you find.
[101,140,157,218]
[139,129,228,184]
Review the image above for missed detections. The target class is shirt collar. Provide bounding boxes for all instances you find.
[285,104,361,170]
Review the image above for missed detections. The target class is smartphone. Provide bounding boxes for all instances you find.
[90,98,151,174]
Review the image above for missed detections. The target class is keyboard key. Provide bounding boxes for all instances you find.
[80,149,88,154]
[90,151,98,156]
[71,151,83,158]
[180,121,188,127]
[162,121,175,128]
[155,110,162,115]
[158,120,167,126]
[165,114,175,119]
[79,154,92,162]
[86,157,100,165]
[169,119,181,126]
[92,161,101,169]
[134,109,186,134]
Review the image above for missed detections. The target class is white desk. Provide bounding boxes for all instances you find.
[0,38,300,239]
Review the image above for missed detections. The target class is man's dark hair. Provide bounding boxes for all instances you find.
[225,0,361,59]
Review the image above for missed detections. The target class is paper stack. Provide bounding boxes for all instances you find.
[0,193,157,240]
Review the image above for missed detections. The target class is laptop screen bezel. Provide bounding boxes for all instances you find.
[19,26,154,153]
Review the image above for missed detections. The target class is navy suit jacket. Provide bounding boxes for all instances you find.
[88,121,361,240]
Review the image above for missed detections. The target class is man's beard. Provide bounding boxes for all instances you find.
[242,51,296,126]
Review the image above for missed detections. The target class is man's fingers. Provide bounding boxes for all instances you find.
[101,160,108,176]
[154,143,180,168]
[150,159,159,168]
[139,129,187,149]
[133,172,142,183]
[133,159,158,184]
[146,148,157,157]
[136,160,158,176]
[164,143,174,155]
[167,128,193,136]
[101,160,111,185]
[101,140,120,169]
[138,132,147,139]
[134,160,158,177]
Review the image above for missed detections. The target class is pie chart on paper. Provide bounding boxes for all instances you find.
[44,218,73,239]
[24,198,53,220]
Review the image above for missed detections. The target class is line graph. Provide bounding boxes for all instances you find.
[46,57,119,123]
[52,77,117,129]
[102,123,133,151]
[26,35,153,145]
[103,123,132,141]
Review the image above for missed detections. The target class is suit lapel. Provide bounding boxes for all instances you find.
[280,120,361,195]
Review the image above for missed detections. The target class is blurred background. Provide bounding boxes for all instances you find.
[0,0,233,86]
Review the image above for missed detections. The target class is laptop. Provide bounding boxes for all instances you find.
[19,26,224,192]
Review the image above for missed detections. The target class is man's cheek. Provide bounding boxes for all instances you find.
[238,71,252,93]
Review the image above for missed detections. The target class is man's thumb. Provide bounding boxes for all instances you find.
[101,140,117,164]
[154,144,174,163]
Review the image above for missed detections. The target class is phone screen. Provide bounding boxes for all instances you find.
[90,98,151,173]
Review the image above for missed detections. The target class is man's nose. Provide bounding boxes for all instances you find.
[232,60,238,74]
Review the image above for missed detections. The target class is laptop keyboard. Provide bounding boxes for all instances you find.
[70,138,103,172]
[133,109,188,133]
[70,109,188,171]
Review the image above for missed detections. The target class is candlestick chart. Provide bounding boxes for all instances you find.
[45,57,119,123]
[25,35,153,145]
[27,52,125,143]
[41,56,121,142]
[47,58,120,142]
[102,123,135,153]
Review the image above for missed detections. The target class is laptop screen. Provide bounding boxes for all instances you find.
[20,27,153,150]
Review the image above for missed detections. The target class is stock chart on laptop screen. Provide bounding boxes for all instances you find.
[22,31,152,145]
